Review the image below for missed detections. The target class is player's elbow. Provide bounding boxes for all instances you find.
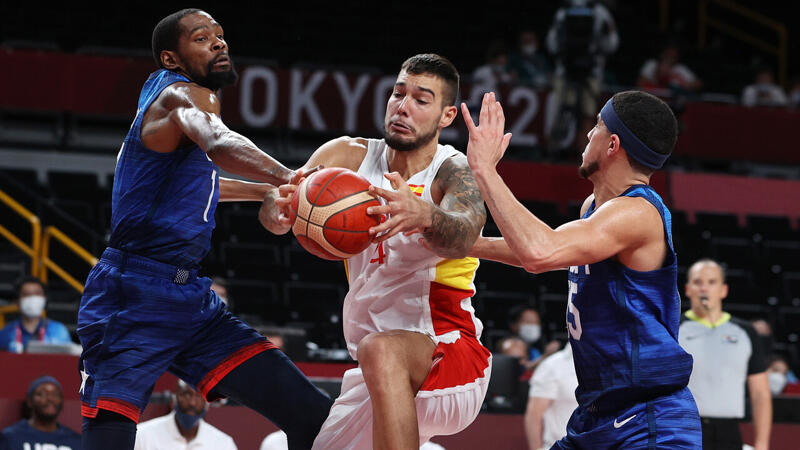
[520,248,554,274]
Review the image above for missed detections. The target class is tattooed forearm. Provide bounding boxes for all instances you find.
[422,156,487,259]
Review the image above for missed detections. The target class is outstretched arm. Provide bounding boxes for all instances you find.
[219,178,272,202]
[161,83,295,186]
[464,93,657,273]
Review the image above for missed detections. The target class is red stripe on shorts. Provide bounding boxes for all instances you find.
[197,340,276,401]
[81,398,141,423]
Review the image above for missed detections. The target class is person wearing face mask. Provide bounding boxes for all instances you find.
[509,30,553,89]
[0,277,72,353]
[679,259,772,450]
[134,380,236,450]
[765,354,800,396]
[508,306,560,368]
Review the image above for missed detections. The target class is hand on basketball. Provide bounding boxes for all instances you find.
[461,92,513,173]
[269,166,323,234]
[367,172,433,243]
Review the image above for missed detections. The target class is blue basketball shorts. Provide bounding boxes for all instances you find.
[552,387,702,449]
[77,248,274,423]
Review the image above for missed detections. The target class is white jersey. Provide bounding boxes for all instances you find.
[343,138,484,359]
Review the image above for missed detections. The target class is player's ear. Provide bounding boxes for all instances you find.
[161,50,181,71]
[439,105,458,129]
[607,134,621,156]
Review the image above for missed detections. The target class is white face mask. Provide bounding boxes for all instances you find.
[19,295,46,318]
[768,372,787,395]
[519,324,541,344]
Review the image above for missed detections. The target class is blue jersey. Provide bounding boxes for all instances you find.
[566,184,693,412]
[108,69,219,268]
[1,420,81,450]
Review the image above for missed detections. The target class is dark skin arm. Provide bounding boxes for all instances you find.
[141,81,295,186]
[368,154,487,259]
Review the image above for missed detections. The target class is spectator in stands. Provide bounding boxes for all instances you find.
[751,318,776,355]
[524,344,578,450]
[637,43,702,93]
[766,354,799,396]
[210,276,230,309]
[471,39,515,100]
[0,277,72,353]
[741,67,788,107]
[679,258,771,450]
[508,305,560,364]
[496,335,530,373]
[1,375,81,450]
[134,380,236,450]
[508,30,552,89]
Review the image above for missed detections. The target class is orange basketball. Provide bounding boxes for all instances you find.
[291,167,381,260]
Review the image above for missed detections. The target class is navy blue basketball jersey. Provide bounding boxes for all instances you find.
[566,184,693,412]
[108,69,219,268]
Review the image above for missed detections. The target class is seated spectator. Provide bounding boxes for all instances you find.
[508,30,552,88]
[524,344,578,450]
[497,335,531,373]
[638,43,701,93]
[507,306,560,364]
[766,354,800,395]
[471,39,515,99]
[741,67,788,107]
[751,318,775,354]
[1,375,81,450]
[134,380,236,450]
[0,277,72,353]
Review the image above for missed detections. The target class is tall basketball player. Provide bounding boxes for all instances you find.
[77,9,331,450]
[464,91,702,448]
[261,54,491,450]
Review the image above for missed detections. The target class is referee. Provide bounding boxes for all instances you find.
[679,259,772,450]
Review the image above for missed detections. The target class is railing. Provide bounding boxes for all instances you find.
[0,188,96,294]
[39,226,98,293]
[0,189,41,277]
[698,0,788,86]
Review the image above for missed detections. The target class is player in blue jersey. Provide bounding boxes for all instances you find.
[77,9,331,450]
[462,91,701,449]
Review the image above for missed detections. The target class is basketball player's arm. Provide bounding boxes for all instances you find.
[218,178,272,202]
[259,137,367,234]
[465,94,654,273]
[468,195,594,268]
[165,84,295,185]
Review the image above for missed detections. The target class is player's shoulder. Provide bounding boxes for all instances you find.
[157,81,221,115]
[579,194,595,217]
[309,136,369,172]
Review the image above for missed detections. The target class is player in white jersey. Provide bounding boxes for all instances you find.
[259,54,491,450]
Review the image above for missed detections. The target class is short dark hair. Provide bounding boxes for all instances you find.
[16,276,46,298]
[611,90,677,174]
[152,8,203,68]
[508,304,537,325]
[400,54,460,107]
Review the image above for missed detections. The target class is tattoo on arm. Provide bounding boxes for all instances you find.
[423,156,487,259]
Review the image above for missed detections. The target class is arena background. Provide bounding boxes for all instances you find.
[1,1,799,448]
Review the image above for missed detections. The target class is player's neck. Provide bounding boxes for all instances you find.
[591,167,650,207]
[386,139,438,180]
[29,416,57,433]
[20,315,42,334]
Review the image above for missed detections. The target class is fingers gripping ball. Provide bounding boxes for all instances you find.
[291,168,381,260]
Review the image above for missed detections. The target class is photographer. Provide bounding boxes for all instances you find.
[545,0,618,151]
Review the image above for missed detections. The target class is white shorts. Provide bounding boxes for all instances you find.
[311,336,492,449]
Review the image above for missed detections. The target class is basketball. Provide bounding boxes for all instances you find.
[290,167,381,260]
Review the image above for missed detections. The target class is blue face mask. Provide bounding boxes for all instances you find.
[174,406,207,431]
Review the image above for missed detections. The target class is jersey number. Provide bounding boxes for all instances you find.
[567,279,583,340]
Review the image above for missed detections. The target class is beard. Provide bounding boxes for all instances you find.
[189,56,239,91]
[578,160,599,179]
[383,123,438,152]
